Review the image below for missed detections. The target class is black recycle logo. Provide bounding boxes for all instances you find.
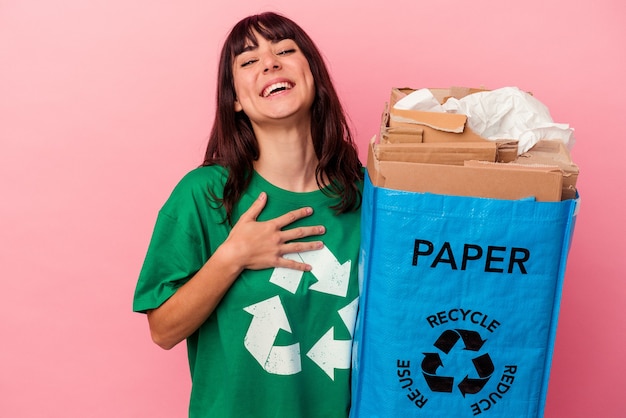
[421,329,494,397]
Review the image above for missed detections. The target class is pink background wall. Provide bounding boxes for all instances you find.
[1,0,624,416]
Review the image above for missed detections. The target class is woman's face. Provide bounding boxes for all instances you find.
[232,31,315,128]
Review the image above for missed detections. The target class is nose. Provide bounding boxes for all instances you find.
[263,64,280,73]
[262,53,281,73]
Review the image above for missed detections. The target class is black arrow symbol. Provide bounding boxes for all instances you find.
[456,329,487,351]
[472,353,495,378]
[458,375,490,397]
[434,329,460,354]
[421,352,443,374]
[423,374,455,393]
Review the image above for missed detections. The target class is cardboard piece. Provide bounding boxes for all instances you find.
[375,142,497,166]
[514,140,579,200]
[381,91,519,163]
[367,138,567,202]
[389,87,489,132]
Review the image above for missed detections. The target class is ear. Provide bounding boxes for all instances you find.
[234,99,243,112]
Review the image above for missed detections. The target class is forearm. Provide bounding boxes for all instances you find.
[147,244,242,350]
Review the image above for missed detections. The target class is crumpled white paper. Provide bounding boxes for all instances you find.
[394,88,446,113]
[394,87,575,154]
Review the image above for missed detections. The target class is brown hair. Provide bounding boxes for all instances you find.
[203,12,362,224]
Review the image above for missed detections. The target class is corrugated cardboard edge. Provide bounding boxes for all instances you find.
[375,142,497,165]
[389,109,467,133]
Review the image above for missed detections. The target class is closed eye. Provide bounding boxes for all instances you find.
[240,58,258,67]
[277,48,296,56]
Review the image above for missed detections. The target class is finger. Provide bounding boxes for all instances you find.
[280,260,312,272]
[282,240,324,256]
[276,253,314,272]
[240,192,267,222]
[281,225,326,242]
[274,206,314,229]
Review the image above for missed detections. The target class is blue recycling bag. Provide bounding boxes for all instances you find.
[350,173,578,418]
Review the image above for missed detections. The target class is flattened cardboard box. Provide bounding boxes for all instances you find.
[367,138,567,202]
[375,142,497,166]
[514,140,579,200]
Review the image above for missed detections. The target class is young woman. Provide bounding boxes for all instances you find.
[133,12,363,417]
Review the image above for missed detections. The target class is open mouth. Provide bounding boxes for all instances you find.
[261,82,294,98]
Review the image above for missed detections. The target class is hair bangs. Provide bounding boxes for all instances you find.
[230,13,297,57]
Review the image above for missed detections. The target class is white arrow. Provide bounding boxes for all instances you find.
[306,327,351,381]
[338,297,359,338]
[269,247,351,297]
[243,296,301,375]
[305,298,359,380]
[301,246,351,297]
[269,253,304,294]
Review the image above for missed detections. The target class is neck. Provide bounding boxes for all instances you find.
[251,121,322,192]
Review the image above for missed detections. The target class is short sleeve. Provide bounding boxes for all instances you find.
[132,209,206,313]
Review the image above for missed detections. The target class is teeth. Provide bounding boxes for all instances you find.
[262,82,292,97]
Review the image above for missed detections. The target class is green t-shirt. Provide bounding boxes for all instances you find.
[133,165,361,418]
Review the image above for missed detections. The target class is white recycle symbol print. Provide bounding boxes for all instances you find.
[243,245,358,380]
